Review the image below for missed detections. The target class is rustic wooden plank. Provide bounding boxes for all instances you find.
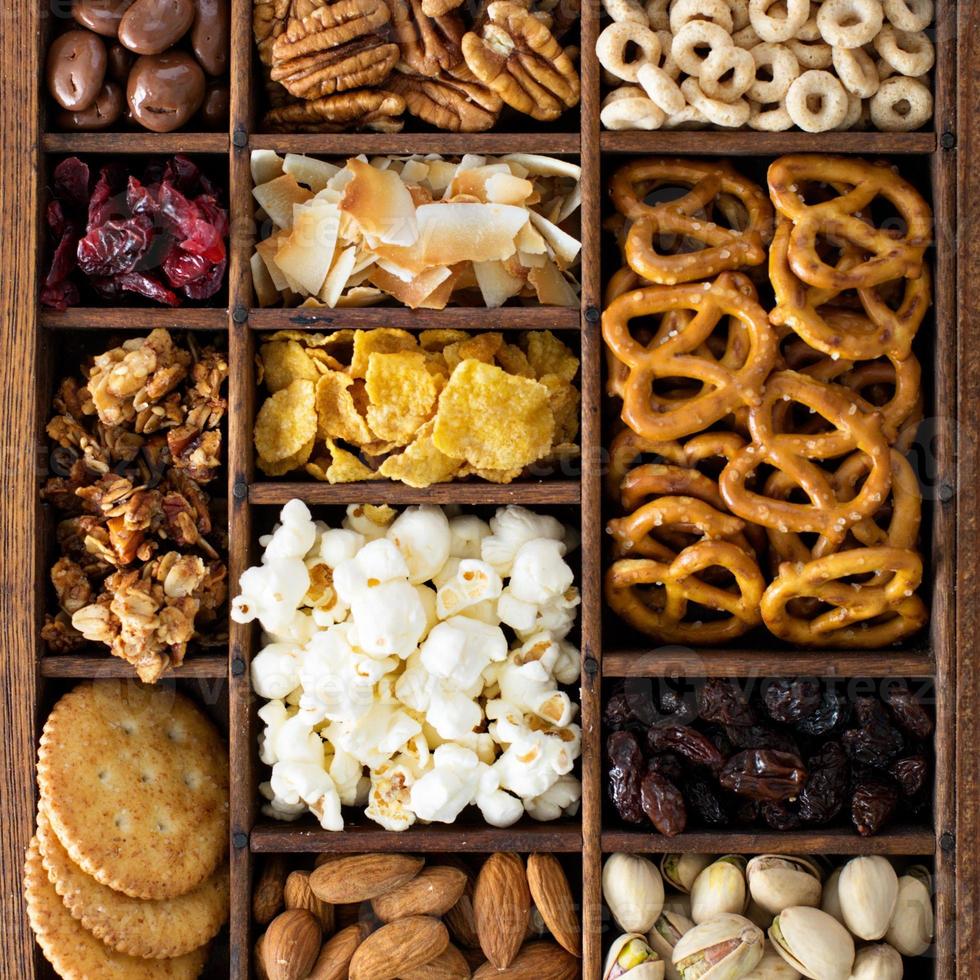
[248,480,582,507]
[39,655,228,678]
[40,308,228,330]
[601,131,938,155]
[602,827,938,856]
[602,649,936,678]
[249,133,581,155]
[250,820,583,853]
[41,133,229,154]
[247,306,582,331]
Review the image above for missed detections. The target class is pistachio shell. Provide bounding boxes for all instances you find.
[648,911,694,980]
[838,857,899,940]
[849,943,903,980]
[820,869,844,926]
[740,949,802,980]
[746,857,822,916]
[690,856,748,924]
[604,933,666,980]
[768,907,854,980]
[672,913,764,980]
[604,854,666,934]
[884,871,933,956]
[661,854,714,894]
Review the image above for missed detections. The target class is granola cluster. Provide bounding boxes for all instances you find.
[253,0,580,132]
[41,329,229,683]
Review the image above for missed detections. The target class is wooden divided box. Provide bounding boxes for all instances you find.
[1,0,978,977]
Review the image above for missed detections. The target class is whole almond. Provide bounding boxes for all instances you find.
[398,942,472,979]
[372,865,468,922]
[335,901,370,931]
[445,871,480,950]
[255,935,270,980]
[311,853,424,904]
[526,854,581,957]
[309,922,369,980]
[472,941,579,980]
[262,909,322,980]
[349,915,449,980]
[474,853,531,969]
[285,870,335,932]
[254,855,288,925]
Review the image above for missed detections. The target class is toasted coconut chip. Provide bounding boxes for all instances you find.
[474,259,525,307]
[319,246,358,307]
[486,172,534,205]
[369,264,453,309]
[336,286,385,307]
[283,153,341,192]
[557,183,582,223]
[528,258,580,306]
[253,173,313,229]
[256,232,295,292]
[251,252,279,308]
[516,222,548,254]
[414,203,529,265]
[341,158,419,247]
[501,153,582,181]
[275,198,340,296]
[251,149,284,185]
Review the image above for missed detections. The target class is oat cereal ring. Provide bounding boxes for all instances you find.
[669,0,735,33]
[787,37,833,68]
[646,0,670,29]
[671,21,735,76]
[681,76,752,125]
[699,45,755,101]
[876,56,896,79]
[749,42,800,102]
[601,86,668,128]
[748,99,794,129]
[838,89,864,127]
[637,62,687,113]
[597,22,662,82]
[869,74,932,130]
[796,8,823,40]
[732,23,762,47]
[883,0,932,31]
[785,69,848,130]
[726,0,752,31]
[832,44,880,97]
[656,30,682,78]
[602,0,649,23]
[749,0,810,43]
[873,26,934,76]
[662,103,711,127]
[816,0,883,48]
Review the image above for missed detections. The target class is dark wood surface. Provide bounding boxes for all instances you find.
[2,0,975,977]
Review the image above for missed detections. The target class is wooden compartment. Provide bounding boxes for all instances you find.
[1,0,977,978]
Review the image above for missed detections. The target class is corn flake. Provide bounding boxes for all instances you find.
[323,439,382,483]
[258,435,315,476]
[365,351,439,445]
[254,379,317,463]
[523,331,579,382]
[260,340,320,393]
[443,332,503,372]
[378,419,462,488]
[315,371,375,445]
[540,374,581,444]
[350,328,418,378]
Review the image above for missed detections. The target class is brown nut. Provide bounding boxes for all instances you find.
[422,0,464,14]
[106,41,135,81]
[285,870,336,932]
[199,79,229,126]
[254,856,289,926]
[310,922,370,980]
[462,1,580,120]
[263,88,405,132]
[190,0,229,75]
[262,909,322,980]
[55,80,124,129]
[72,0,136,36]
[127,50,205,131]
[253,0,291,66]
[388,67,501,131]
[389,0,466,77]
[118,0,195,55]
[269,0,398,98]
[47,29,108,111]
[472,940,580,979]
[348,916,449,980]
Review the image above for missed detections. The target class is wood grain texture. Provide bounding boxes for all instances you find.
[39,655,228,678]
[249,480,581,506]
[42,132,229,154]
[601,131,938,155]
[249,133,581,154]
[247,306,582,331]
[40,308,228,330]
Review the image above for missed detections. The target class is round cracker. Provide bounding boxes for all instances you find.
[36,807,229,959]
[24,837,209,979]
[37,681,229,901]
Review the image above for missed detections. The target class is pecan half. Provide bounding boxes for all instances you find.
[264,88,406,131]
[389,0,466,76]
[254,0,292,66]
[388,66,501,131]
[462,1,579,120]
[421,0,463,14]
[270,0,399,98]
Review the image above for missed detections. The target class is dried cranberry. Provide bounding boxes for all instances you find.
[697,678,757,726]
[640,770,687,836]
[40,279,80,310]
[52,157,90,213]
[77,214,154,278]
[182,255,225,300]
[763,678,822,723]
[87,164,125,229]
[92,271,179,306]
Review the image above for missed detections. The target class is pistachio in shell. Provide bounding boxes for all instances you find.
[838,856,899,941]
[849,943,904,980]
[768,906,854,980]
[885,865,933,956]
[647,910,693,980]
[672,913,764,980]
[741,948,802,980]
[820,868,844,926]
[661,854,713,895]
[746,856,822,917]
[604,853,666,934]
[604,933,666,980]
[690,856,748,925]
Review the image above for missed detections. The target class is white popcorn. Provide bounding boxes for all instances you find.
[508,539,574,605]
[343,503,396,540]
[420,616,507,690]
[481,506,566,575]
[260,780,306,821]
[498,635,575,728]
[231,558,310,637]
[327,746,369,806]
[366,761,417,831]
[333,538,410,597]
[387,505,452,583]
[416,584,439,637]
[348,579,427,659]
[432,556,461,590]
[319,527,365,567]
[497,588,540,633]
[257,699,290,766]
[409,743,483,823]
[516,587,580,641]
[525,774,582,822]
[273,712,325,766]
[474,765,525,828]
[261,499,317,561]
[436,559,503,618]
[326,703,422,769]
[270,761,343,831]
[251,641,303,700]
[448,515,491,558]
[553,640,581,686]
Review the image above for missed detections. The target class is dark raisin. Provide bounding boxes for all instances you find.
[604,690,633,731]
[882,684,934,739]
[697,678,757,726]
[762,801,803,831]
[683,778,729,827]
[646,753,685,785]
[889,753,930,797]
[852,778,899,836]
[842,716,905,768]
[640,770,687,836]
[798,743,849,825]
[724,723,800,755]
[606,731,645,824]
[763,678,823,723]
[719,749,808,802]
[659,686,698,725]
[795,689,850,738]
[647,725,724,771]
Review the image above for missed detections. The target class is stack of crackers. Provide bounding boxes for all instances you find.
[24,681,230,978]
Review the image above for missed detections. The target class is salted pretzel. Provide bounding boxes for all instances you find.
[767,154,933,291]
[619,463,728,514]
[719,370,892,534]
[760,546,928,647]
[610,158,774,284]
[769,218,931,360]
[602,273,778,441]
[606,543,766,643]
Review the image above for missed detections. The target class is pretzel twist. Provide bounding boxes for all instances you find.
[767,154,933,290]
